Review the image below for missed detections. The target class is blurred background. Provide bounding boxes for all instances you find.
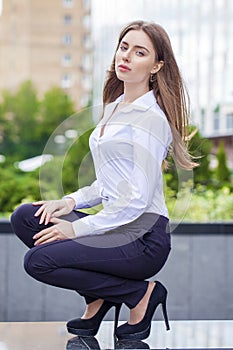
[0,0,233,325]
[0,0,232,220]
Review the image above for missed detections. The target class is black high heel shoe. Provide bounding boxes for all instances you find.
[66,301,122,337]
[115,281,170,341]
[66,336,101,350]
[115,339,150,349]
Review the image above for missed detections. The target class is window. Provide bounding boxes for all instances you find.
[61,74,72,88]
[82,75,92,91]
[64,14,72,25]
[63,0,73,8]
[82,0,91,11]
[80,94,89,107]
[83,34,92,50]
[201,109,205,131]
[226,113,233,129]
[63,33,72,45]
[62,53,72,66]
[83,14,91,30]
[81,54,92,71]
[213,116,219,131]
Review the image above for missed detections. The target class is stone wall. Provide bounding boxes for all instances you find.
[1,219,233,321]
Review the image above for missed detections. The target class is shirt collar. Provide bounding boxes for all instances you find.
[114,90,157,113]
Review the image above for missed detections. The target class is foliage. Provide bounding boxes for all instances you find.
[0,80,232,222]
[38,105,95,199]
[213,141,231,185]
[166,184,233,222]
[0,81,40,158]
[1,161,233,222]
[36,86,75,150]
[62,128,95,194]
[164,127,233,194]
[37,156,66,201]
[0,165,40,214]
[189,128,213,185]
[164,126,214,191]
[0,81,75,160]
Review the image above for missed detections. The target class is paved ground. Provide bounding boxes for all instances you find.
[0,320,233,349]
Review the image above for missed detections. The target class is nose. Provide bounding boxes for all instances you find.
[122,50,130,62]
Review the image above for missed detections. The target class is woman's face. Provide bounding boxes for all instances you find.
[115,29,157,87]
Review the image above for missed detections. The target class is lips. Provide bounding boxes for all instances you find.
[118,64,131,72]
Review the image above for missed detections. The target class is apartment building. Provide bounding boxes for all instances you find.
[0,0,92,109]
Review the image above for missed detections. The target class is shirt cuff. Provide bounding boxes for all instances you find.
[63,191,86,209]
[71,216,96,237]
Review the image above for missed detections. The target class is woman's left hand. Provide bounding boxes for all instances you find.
[33,218,75,246]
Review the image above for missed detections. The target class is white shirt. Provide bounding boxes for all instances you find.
[66,90,172,237]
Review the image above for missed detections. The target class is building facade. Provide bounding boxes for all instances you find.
[92,0,233,168]
[0,0,92,109]
[208,101,233,169]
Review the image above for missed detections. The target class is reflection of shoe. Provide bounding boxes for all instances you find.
[67,301,122,337]
[115,281,170,340]
[66,336,101,350]
[115,339,150,349]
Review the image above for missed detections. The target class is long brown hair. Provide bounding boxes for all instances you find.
[102,20,198,170]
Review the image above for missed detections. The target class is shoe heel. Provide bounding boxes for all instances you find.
[67,301,121,337]
[114,304,122,332]
[161,300,170,331]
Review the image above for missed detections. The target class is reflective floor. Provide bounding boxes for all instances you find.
[0,320,233,350]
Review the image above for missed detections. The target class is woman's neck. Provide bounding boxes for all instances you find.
[123,83,150,103]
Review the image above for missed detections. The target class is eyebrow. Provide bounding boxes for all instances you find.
[121,41,150,53]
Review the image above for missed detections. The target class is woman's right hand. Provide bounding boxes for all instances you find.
[33,198,76,225]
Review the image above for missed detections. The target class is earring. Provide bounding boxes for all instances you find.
[150,73,156,83]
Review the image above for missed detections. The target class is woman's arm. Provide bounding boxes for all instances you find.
[33,179,102,226]
[64,179,102,209]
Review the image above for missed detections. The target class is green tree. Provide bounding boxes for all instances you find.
[214,141,231,185]
[62,106,95,193]
[164,126,213,191]
[189,127,213,185]
[0,81,39,159]
[37,86,75,149]
[0,165,40,213]
[38,103,95,199]
[0,89,19,157]
[0,82,76,160]
[14,80,40,158]
[62,128,95,194]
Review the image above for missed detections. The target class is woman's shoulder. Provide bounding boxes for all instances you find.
[130,101,172,145]
[131,104,171,133]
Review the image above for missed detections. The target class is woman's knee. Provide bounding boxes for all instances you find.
[24,246,52,280]
[11,203,35,227]
[24,248,37,277]
[11,203,39,237]
[10,203,40,248]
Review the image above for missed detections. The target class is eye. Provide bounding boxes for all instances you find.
[119,45,127,51]
[136,50,145,57]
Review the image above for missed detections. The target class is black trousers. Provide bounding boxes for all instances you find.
[11,203,171,309]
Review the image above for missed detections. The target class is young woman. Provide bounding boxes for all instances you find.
[11,20,197,341]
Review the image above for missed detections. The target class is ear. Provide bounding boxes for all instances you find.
[151,60,164,74]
